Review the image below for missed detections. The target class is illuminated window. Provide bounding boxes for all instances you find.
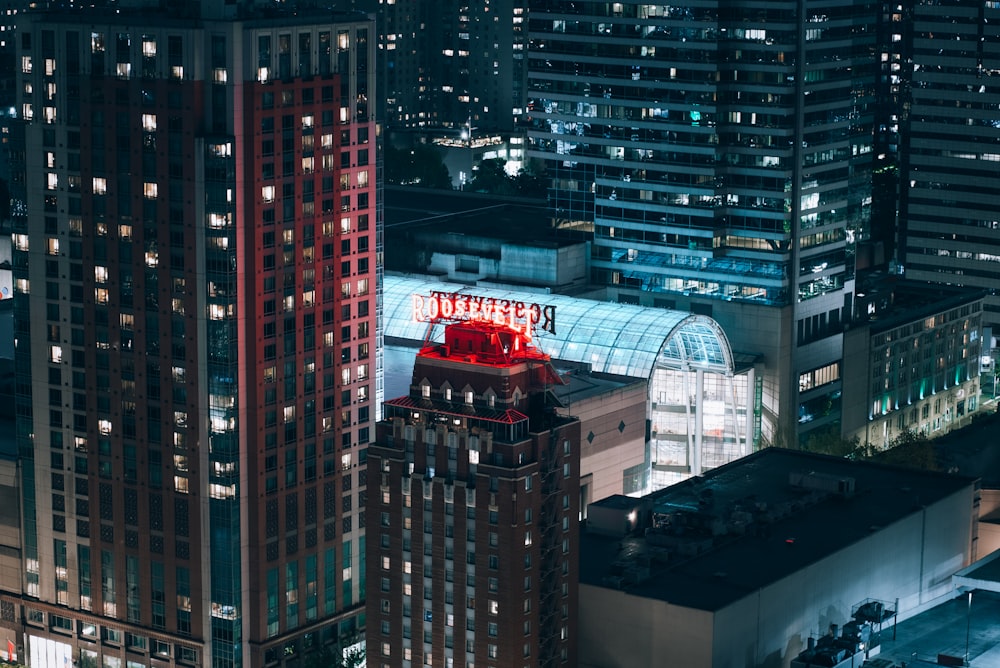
[262,185,275,203]
[95,288,109,304]
[13,234,28,251]
[171,65,184,79]
[302,156,314,173]
[21,55,31,73]
[356,278,368,296]
[340,217,351,233]
[142,39,156,57]
[47,238,60,255]
[98,419,112,435]
[50,345,63,363]
[93,177,107,195]
[322,133,333,149]
[283,406,295,423]
[213,68,227,83]
[143,183,158,199]
[174,476,189,494]
[302,114,314,129]
[116,62,131,79]
[46,173,58,190]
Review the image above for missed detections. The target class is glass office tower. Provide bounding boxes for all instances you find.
[527,1,877,445]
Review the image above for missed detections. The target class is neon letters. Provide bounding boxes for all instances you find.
[412,292,557,338]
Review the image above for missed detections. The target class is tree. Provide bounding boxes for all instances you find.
[469,158,516,195]
[385,144,451,188]
[874,429,939,471]
[801,426,861,458]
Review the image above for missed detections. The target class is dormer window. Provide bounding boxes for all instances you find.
[421,383,430,399]
[444,388,452,401]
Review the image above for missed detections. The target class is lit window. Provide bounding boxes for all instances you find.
[50,345,63,363]
[262,185,275,203]
[171,65,184,79]
[142,39,156,57]
[283,406,295,423]
[94,288,108,304]
[21,55,31,73]
[143,183,158,199]
[213,68,227,83]
[356,278,368,296]
[93,177,107,195]
[302,114,314,128]
[45,58,56,76]
[257,67,269,83]
[174,476,189,494]
[302,156,314,173]
[47,238,60,255]
[340,217,351,233]
[46,173,58,190]
[98,419,112,435]
[116,62,131,79]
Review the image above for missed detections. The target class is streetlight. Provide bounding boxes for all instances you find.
[965,590,973,665]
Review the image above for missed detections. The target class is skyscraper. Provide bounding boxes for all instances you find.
[375,0,529,133]
[899,0,1000,335]
[366,312,579,668]
[527,1,879,445]
[9,2,379,666]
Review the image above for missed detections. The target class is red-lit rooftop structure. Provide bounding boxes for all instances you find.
[383,320,567,443]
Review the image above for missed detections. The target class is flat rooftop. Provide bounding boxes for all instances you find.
[581,448,976,611]
[384,186,583,248]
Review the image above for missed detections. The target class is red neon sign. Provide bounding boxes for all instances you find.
[412,292,557,338]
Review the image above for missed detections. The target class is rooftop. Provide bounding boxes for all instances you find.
[581,448,976,611]
[855,276,986,333]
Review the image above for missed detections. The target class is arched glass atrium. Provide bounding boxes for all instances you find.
[383,275,758,488]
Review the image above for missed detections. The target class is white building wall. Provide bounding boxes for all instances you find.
[712,486,975,668]
[578,585,714,668]
[579,485,975,668]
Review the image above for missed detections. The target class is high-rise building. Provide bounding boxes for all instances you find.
[373,0,528,133]
[899,1,1000,336]
[527,2,879,445]
[7,2,379,666]
[367,315,579,668]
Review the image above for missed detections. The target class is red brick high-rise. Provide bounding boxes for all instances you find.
[367,305,579,668]
[8,2,379,666]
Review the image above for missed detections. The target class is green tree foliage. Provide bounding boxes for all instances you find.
[468,158,547,197]
[872,429,939,471]
[385,144,452,188]
[802,427,861,458]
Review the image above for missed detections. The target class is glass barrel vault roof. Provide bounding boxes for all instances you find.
[383,275,735,379]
